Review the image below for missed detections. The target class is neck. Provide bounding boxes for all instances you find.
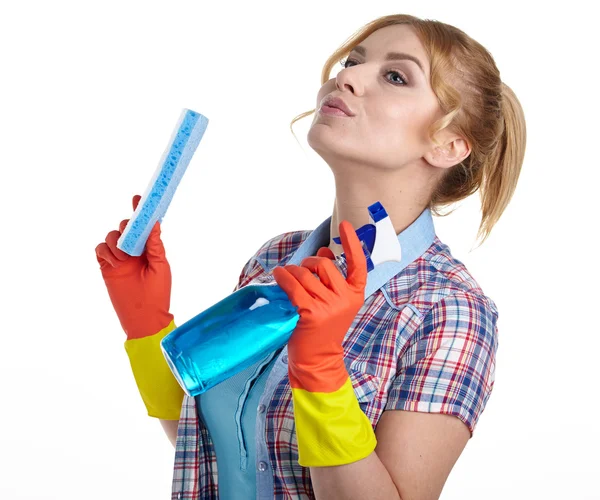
[327,177,431,258]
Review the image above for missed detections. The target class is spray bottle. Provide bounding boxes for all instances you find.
[160,201,402,397]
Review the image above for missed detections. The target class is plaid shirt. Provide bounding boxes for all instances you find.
[170,209,499,499]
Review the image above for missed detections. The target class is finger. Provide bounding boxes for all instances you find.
[105,229,130,262]
[316,247,335,260]
[339,220,367,290]
[132,194,142,211]
[300,256,345,295]
[285,264,329,301]
[95,242,116,268]
[119,219,129,233]
[272,266,313,308]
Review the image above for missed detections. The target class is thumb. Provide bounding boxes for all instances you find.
[145,220,167,264]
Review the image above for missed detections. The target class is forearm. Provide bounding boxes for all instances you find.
[291,375,402,499]
[124,319,184,420]
[310,451,401,500]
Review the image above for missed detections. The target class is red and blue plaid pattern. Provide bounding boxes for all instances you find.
[170,229,498,499]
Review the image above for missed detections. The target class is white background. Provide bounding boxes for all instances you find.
[1,0,598,498]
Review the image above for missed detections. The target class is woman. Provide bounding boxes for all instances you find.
[96,13,526,500]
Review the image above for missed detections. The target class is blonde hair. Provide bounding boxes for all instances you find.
[290,14,527,247]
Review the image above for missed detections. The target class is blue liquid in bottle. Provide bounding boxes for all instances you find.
[160,247,363,398]
[161,281,302,397]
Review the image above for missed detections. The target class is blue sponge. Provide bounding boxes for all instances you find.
[117,108,209,256]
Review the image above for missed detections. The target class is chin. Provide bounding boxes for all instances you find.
[307,123,345,154]
[307,133,338,162]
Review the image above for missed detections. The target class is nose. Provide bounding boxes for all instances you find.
[335,64,363,95]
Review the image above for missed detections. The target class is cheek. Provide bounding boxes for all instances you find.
[369,105,408,137]
[362,107,419,156]
[373,102,426,140]
[382,101,416,123]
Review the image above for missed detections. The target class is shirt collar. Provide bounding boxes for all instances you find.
[286,207,437,301]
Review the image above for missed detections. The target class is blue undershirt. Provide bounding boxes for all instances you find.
[195,349,281,500]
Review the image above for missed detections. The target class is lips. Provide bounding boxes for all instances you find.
[320,96,354,116]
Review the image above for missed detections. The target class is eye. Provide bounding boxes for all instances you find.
[340,57,408,86]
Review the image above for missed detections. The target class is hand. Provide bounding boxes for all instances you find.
[272,220,367,392]
[95,194,174,340]
[272,221,376,467]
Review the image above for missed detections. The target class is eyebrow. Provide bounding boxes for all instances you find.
[350,45,426,75]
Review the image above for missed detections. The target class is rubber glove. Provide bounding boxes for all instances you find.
[96,194,184,419]
[272,220,377,467]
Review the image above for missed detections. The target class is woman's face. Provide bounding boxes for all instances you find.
[307,24,445,174]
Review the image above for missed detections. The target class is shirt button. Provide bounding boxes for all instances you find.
[258,461,268,472]
[281,355,288,364]
[177,493,182,500]
[257,404,266,414]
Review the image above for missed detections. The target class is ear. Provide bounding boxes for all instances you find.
[424,136,471,169]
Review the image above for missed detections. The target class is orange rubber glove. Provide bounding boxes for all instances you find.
[96,194,184,419]
[272,220,377,467]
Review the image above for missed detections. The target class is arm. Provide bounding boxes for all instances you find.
[310,410,470,500]
[159,419,179,448]
[97,195,185,429]
[309,291,496,498]
[272,228,497,499]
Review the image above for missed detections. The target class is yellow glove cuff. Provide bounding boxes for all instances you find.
[124,319,184,420]
[291,376,377,467]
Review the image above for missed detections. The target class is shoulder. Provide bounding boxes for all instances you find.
[251,229,313,271]
[233,228,313,291]
[384,235,499,320]
[382,239,500,434]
